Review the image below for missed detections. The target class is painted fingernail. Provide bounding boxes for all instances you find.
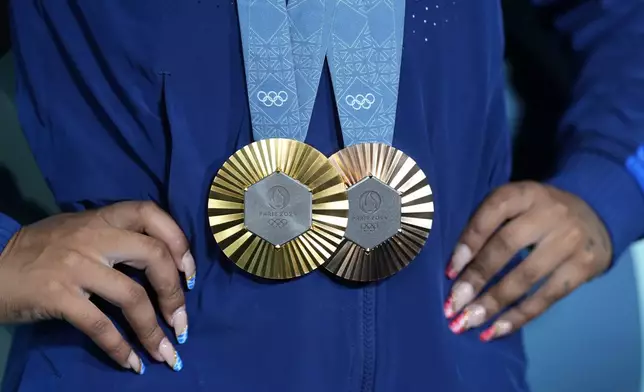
[480,320,513,342]
[443,281,475,318]
[182,251,196,290]
[186,272,196,290]
[444,296,456,319]
[449,304,486,334]
[450,243,473,275]
[126,351,145,375]
[158,337,184,372]
[171,306,189,344]
[445,264,458,280]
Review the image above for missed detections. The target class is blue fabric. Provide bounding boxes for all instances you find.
[627,146,644,194]
[237,0,404,144]
[540,0,644,264]
[3,1,644,391]
[0,213,20,256]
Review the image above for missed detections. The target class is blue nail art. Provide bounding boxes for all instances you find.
[139,360,146,375]
[173,351,184,372]
[186,273,196,290]
[177,327,188,345]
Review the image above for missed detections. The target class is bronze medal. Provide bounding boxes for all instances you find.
[324,143,434,282]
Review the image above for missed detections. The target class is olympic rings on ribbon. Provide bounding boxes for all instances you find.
[257,90,289,107]
[345,93,376,110]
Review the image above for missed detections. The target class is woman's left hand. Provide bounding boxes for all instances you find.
[443,181,612,341]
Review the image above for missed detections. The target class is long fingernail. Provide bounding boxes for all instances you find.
[443,281,475,318]
[444,296,456,319]
[480,320,513,342]
[172,307,189,344]
[158,337,184,371]
[449,304,486,334]
[450,243,473,275]
[126,351,145,375]
[445,264,458,280]
[182,251,196,290]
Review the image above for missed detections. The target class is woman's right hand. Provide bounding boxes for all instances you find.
[0,201,197,374]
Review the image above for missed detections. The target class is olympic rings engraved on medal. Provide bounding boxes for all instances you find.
[345,93,376,110]
[268,218,289,229]
[361,222,379,233]
[257,90,289,107]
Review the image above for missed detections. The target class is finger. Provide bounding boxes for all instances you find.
[74,261,184,371]
[447,228,578,334]
[85,228,188,343]
[60,292,145,375]
[444,208,552,318]
[99,201,196,289]
[446,182,537,279]
[479,260,587,342]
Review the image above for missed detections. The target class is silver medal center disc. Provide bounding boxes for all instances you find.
[345,176,401,250]
[244,172,313,247]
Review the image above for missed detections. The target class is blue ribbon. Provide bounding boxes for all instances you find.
[237,0,405,146]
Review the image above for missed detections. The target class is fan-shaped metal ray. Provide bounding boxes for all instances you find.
[324,143,434,282]
[208,138,349,280]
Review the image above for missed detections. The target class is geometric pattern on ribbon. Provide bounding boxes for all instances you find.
[237,0,405,145]
[238,0,303,141]
[327,0,405,146]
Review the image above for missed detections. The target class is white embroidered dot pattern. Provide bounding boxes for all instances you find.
[413,1,458,42]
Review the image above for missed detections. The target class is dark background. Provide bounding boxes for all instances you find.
[0,0,7,57]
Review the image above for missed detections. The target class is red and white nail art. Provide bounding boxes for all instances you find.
[443,281,475,319]
[447,243,473,279]
[445,264,458,280]
[479,320,513,342]
[444,296,456,319]
[449,305,486,334]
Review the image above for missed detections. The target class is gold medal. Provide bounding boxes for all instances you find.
[208,138,349,280]
[324,143,434,282]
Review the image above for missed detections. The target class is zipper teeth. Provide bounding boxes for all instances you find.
[361,287,376,392]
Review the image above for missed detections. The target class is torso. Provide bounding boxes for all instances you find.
[7,1,528,391]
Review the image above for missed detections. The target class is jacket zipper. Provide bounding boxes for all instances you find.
[360,286,376,392]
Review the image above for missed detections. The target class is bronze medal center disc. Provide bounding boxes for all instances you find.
[324,143,434,282]
[208,138,349,280]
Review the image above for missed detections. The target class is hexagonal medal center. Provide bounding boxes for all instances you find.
[244,172,312,247]
[345,176,401,249]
